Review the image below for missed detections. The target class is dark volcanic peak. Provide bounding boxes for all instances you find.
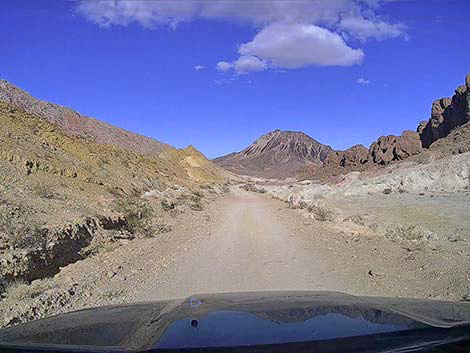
[214,129,332,179]
[0,80,169,155]
[242,129,332,162]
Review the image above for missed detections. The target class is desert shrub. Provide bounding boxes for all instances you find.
[308,205,335,222]
[3,278,54,302]
[106,186,124,198]
[190,201,204,211]
[241,183,265,193]
[114,197,152,235]
[34,184,55,199]
[192,190,204,198]
[190,194,202,203]
[0,214,46,250]
[343,215,365,226]
[385,224,434,242]
[97,156,110,167]
[160,199,175,211]
[3,279,30,301]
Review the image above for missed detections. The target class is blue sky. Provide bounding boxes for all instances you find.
[1,0,469,158]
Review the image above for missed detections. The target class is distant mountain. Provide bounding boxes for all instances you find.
[0,80,169,156]
[213,129,332,179]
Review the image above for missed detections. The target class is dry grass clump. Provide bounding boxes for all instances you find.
[222,183,230,193]
[34,184,55,199]
[190,200,204,211]
[307,204,335,222]
[385,224,434,242]
[3,278,54,302]
[0,212,46,250]
[241,183,266,194]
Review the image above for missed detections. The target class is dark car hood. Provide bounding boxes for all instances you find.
[1,291,470,352]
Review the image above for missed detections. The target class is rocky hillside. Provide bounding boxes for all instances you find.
[0,82,229,291]
[419,73,470,148]
[0,80,169,156]
[213,129,332,178]
[301,73,470,181]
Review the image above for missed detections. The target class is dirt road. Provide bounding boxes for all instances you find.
[3,186,468,327]
[57,186,467,304]
[136,187,342,301]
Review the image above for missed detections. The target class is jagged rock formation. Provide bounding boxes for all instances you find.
[324,144,369,167]
[213,129,332,179]
[369,130,422,165]
[0,80,169,155]
[428,122,470,156]
[419,75,470,148]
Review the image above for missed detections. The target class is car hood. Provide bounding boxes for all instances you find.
[1,291,470,352]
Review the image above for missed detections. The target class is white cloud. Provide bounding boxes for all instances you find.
[77,0,407,74]
[216,61,233,72]
[357,77,370,84]
[233,55,267,74]
[237,23,363,69]
[339,16,407,41]
[77,0,359,28]
[216,56,266,74]
[194,65,205,70]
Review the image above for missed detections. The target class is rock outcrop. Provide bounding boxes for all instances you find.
[419,75,470,148]
[369,130,423,165]
[324,144,369,167]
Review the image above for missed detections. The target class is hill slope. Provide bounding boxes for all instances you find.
[0,80,169,156]
[213,129,332,179]
[0,82,228,289]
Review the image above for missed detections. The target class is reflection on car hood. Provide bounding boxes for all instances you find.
[1,291,470,352]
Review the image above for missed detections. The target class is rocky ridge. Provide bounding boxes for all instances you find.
[0,80,169,156]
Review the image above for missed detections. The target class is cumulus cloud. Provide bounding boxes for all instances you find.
[339,16,407,41]
[194,65,205,70]
[357,77,371,84]
[238,23,363,69]
[77,0,408,74]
